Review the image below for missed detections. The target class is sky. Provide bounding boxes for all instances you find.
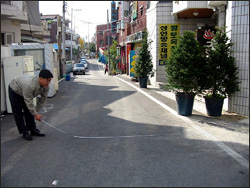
[39,1,112,42]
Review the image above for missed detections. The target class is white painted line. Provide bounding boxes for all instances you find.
[52,180,58,185]
[115,76,249,169]
[73,134,159,139]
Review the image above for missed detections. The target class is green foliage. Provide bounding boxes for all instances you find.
[165,31,206,94]
[134,30,154,78]
[204,26,240,98]
[109,39,118,71]
[88,43,96,53]
[73,48,79,55]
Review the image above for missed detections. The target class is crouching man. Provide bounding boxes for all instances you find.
[8,69,53,141]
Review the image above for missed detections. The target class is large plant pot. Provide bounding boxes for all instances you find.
[139,77,148,88]
[204,97,224,116]
[176,93,195,116]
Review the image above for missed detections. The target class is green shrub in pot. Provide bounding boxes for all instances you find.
[203,26,240,116]
[165,31,206,116]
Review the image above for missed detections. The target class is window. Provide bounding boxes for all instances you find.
[1,33,14,45]
[140,6,143,16]
[7,34,12,44]
[1,1,11,5]
[48,23,51,30]
[147,1,150,9]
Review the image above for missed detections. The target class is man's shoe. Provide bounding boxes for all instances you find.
[30,129,45,136]
[23,132,32,140]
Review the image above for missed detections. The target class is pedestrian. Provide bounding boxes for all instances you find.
[8,69,54,141]
[104,64,108,74]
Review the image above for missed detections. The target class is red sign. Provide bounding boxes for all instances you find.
[121,51,125,56]
[126,43,131,64]
[203,29,214,40]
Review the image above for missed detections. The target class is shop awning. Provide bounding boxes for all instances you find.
[52,44,69,50]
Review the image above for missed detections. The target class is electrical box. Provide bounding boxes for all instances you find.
[3,56,36,113]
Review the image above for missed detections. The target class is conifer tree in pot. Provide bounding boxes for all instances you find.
[134,30,154,88]
[165,31,206,116]
[203,26,240,116]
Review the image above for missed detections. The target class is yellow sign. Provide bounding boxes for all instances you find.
[159,24,180,65]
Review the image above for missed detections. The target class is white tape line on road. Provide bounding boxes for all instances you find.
[41,120,66,134]
[41,120,159,139]
[115,76,249,169]
[74,134,159,139]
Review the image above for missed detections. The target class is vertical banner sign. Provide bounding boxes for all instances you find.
[121,1,130,23]
[132,1,138,20]
[126,43,131,65]
[129,50,138,77]
[159,24,180,65]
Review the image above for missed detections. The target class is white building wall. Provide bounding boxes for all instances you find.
[226,1,249,116]
[147,1,158,85]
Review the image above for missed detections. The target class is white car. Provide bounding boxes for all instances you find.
[73,63,85,75]
[89,52,95,58]
[80,59,88,69]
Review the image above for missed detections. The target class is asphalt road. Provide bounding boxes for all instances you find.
[1,58,249,187]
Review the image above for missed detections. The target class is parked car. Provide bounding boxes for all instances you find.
[73,63,85,75]
[80,59,88,69]
[79,57,86,63]
[89,52,95,58]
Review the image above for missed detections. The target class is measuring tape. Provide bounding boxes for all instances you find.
[41,119,159,139]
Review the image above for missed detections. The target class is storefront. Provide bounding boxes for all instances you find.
[125,31,144,76]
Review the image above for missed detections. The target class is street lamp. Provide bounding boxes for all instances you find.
[71,8,82,60]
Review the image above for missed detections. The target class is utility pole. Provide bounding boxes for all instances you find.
[88,22,89,55]
[57,15,62,77]
[62,1,66,71]
[70,7,81,61]
[71,7,73,60]
[107,9,110,73]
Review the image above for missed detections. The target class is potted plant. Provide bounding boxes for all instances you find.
[203,26,240,116]
[165,31,206,116]
[134,30,154,88]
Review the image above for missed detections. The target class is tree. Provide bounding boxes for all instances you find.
[204,26,240,98]
[109,39,118,72]
[88,43,96,53]
[134,30,154,78]
[165,31,206,94]
[78,38,84,51]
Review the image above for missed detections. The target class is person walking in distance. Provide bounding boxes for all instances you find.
[8,69,53,140]
[104,64,108,75]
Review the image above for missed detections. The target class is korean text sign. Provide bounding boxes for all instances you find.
[159,24,180,65]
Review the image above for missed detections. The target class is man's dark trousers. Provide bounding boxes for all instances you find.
[8,85,37,134]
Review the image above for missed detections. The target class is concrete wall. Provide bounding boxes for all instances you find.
[1,19,22,43]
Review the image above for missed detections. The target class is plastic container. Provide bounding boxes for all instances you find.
[65,74,70,81]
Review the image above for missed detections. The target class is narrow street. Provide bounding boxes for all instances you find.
[1,59,249,187]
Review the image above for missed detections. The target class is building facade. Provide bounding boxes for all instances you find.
[146,1,249,117]
[116,1,147,75]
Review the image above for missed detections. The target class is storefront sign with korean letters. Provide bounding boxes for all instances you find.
[159,24,180,65]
